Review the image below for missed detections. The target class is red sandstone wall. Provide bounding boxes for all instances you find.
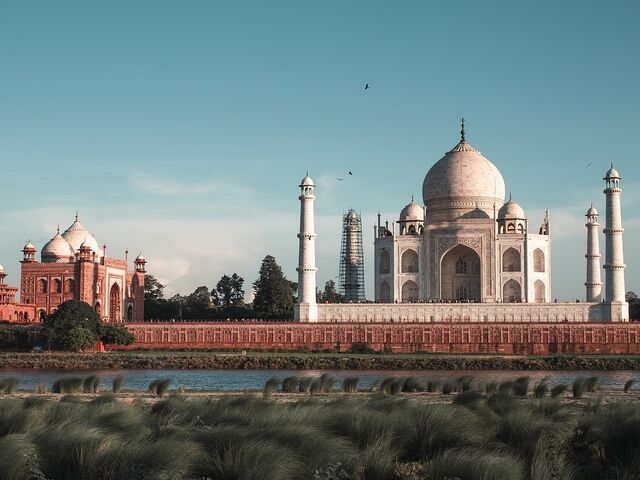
[113,322,640,354]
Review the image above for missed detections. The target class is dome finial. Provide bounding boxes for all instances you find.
[460,117,466,142]
[56,225,60,234]
[509,192,512,202]
[411,194,414,202]
[75,211,79,222]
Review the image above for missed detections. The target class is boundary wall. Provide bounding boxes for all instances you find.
[118,322,640,354]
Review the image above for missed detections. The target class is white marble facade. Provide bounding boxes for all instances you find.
[374,124,552,304]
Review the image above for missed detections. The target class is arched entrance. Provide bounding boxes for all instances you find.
[109,283,121,322]
[503,279,522,303]
[127,305,133,321]
[401,280,418,302]
[440,244,481,301]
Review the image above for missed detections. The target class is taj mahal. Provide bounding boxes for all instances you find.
[295,121,629,324]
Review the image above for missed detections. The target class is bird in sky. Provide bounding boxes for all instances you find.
[364,84,369,90]
[337,178,344,181]
[586,163,592,168]
[348,171,353,175]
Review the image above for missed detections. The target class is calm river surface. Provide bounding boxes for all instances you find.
[0,369,639,392]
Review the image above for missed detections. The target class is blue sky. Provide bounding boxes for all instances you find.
[0,0,638,300]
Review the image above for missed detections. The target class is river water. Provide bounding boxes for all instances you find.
[0,369,638,392]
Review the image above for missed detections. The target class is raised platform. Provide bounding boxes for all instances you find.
[118,321,640,354]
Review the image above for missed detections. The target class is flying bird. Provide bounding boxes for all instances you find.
[364,84,369,90]
[337,178,344,181]
[348,171,353,175]
[586,163,592,168]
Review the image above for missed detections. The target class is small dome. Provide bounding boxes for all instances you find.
[300,175,314,187]
[586,205,598,216]
[605,165,620,179]
[498,199,526,219]
[135,253,146,262]
[79,240,93,251]
[400,201,424,221]
[62,217,102,259]
[0,264,4,272]
[41,232,75,263]
[23,242,36,252]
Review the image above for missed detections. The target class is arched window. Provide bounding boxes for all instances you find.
[23,312,29,321]
[418,226,424,235]
[507,223,516,233]
[52,279,62,294]
[95,302,101,315]
[533,249,545,272]
[401,249,419,273]
[380,250,390,274]
[503,279,521,303]
[37,279,48,294]
[38,310,46,321]
[109,283,121,322]
[127,305,133,322]
[379,281,391,302]
[517,224,524,233]
[502,248,521,272]
[534,280,545,303]
[408,225,416,234]
[401,280,419,302]
[455,257,468,274]
[64,278,75,294]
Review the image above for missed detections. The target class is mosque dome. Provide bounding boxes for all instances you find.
[498,198,526,219]
[400,200,424,221]
[23,242,36,252]
[300,175,314,187]
[422,123,505,215]
[587,205,598,216]
[61,216,102,258]
[135,253,146,262]
[41,232,75,263]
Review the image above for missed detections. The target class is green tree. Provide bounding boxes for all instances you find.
[185,286,212,318]
[44,300,135,351]
[252,255,295,319]
[144,274,164,300]
[627,291,640,320]
[212,273,245,307]
[317,279,343,303]
[100,324,135,345]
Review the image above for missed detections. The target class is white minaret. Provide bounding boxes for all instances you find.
[585,204,602,302]
[603,165,628,321]
[294,174,318,322]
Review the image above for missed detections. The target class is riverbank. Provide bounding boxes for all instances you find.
[3,351,640,370]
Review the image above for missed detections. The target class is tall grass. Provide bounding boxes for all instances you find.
[550,384,568,399]
[282,376,299,393]
[112,376,123,394]
[624,379,635,393]
[148,378,172,397]
[52,377,83,394]
[0,378,20,395]
[83,375,100,394]
[342,377,359,394]
[263,378,280,399]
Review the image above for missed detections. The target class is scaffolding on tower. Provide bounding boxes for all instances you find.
[339,209,365,302]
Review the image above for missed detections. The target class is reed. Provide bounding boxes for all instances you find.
[550,383,568,399]
[112,375,123,393]
[0,378,20,395]
[342,377,359,394]
[52,377,83,394]
[281,376,299,393]
[263,378,281,399]
[148,378,172,397]
[572,378,587,398]
[83,375,100,394]
[624,379,635,393]
[533,380,549,399]
[299,378,313,394]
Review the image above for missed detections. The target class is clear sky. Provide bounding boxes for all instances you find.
[1,0,639,301]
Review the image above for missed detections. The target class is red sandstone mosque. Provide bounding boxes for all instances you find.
[0,214,145,323]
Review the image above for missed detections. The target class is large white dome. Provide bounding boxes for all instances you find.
[62,217,103,259]
[422,135,505,216]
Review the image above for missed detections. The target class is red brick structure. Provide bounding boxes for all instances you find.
[1,215,146,323]
[116,322,640,354]
[0,265,34,322]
